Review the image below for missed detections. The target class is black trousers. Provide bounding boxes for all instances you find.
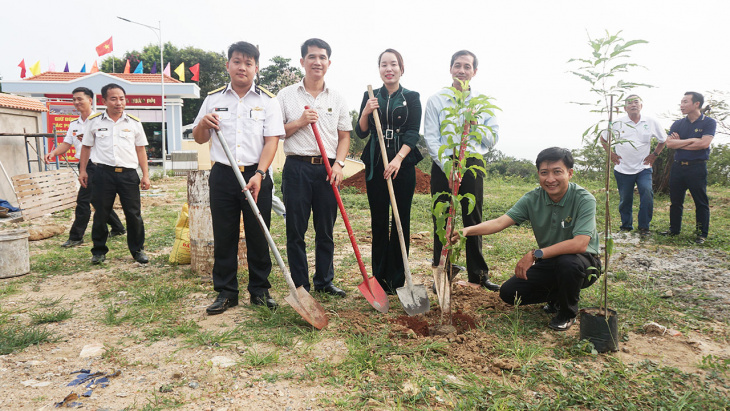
[69,162,125,241]
[209,163,273,298]
[431,159,490,282]
[90,166,144,256]
[281,157,337,291]
[669,161,710,237]
[499,253,601,318]
[366,162,416,293]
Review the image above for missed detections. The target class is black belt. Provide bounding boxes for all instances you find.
[674,159,706,166]
[214,162,259,172]
[97,164,135,173]
[288,155,334,165]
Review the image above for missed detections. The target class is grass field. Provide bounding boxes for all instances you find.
[1,172,729,410]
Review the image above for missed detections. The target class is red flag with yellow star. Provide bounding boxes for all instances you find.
[96,37,113,57]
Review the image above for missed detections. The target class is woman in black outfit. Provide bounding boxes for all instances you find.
[355,49,423,294]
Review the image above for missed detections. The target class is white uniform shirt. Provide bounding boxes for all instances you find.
[610,115,666,175]
[193,82,285,166]
[82,111,148,169]
[277,80,352,158]
[63,113,95,159]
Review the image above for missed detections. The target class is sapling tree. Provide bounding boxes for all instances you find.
[432,79,499,317]
[569,30,651,316]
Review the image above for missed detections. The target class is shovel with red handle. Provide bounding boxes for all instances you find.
[306,106,389,313]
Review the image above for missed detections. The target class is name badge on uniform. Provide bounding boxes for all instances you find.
[214,107,231,120]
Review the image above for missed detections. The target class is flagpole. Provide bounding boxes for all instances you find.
[117,16,166,174]
[160,19,166,174]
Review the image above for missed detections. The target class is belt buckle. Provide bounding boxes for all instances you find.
[114,167,123,173]
[238,165,246,172]
[681,161,689,166]
[385,129,394,140]
[311,157,323,165]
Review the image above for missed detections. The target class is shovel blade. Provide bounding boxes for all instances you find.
[284,286,329,330]
[396,284,430,316]
[432,265,452,315]
[357,277,390,313]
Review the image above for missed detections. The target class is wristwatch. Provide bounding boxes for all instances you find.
[652,151,661,156]
[336,160,346,168]
[532,249,544,261]
[255,169,266,178]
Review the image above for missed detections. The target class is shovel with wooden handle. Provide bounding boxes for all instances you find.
[213,129,328,329]
[306,108,389,313]
[367,86,429,315]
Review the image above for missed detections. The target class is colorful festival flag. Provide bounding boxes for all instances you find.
[48,62,56,72]
[174,62,185,81]
[80,63,86,73]
[163,62,171,76]
[18,59,26,78]
[151,62,157,74]
[64,62,69,72]
[90,61,99,73]
[189,63,200,81]
[29,60,41,76]
[133,61,144,74]
[123,60,130,74]
[96,37,113,57]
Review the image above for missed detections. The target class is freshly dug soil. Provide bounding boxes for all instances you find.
[341,168,431,194]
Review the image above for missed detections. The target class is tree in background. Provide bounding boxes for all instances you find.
[257,56,302,95]
[101,43,227,125]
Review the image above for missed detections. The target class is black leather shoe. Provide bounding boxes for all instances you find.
[477,276,501,292]
[91,254,106,265]
[133,251,149,264]
[549,314,576,331]
[659,230,678,236]
[62,239,83,248]
[543,302,559,314]
[695,236,707,245]
[206,295,238,315]
[110,230,126,237]
[250,291,278,309]
[315,284,346,298]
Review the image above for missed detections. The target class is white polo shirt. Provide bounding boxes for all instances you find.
[277,80,352,158]
[63,113,95,158]
[193,82,285,166]
[610,115,666,175]
[82,111,148,169]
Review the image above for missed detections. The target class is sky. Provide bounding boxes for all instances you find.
[2,0,729,161]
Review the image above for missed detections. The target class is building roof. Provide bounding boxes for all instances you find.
[24,72,181,84]
[0,93,48,112]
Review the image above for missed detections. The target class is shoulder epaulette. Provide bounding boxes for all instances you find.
[127,114,141,122]
[87,112,103,120]
[256,85,275,98]
[208,85,226,95]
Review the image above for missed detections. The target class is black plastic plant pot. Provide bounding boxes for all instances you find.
[579,307,618,353]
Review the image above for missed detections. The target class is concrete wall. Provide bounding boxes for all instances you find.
[0,108,43,204]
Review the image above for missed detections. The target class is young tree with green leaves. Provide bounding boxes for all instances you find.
[569,30,651,316]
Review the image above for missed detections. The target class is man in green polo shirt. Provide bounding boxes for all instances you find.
[451,147,600,330]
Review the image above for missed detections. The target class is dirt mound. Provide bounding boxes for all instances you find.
[341,168,431,194]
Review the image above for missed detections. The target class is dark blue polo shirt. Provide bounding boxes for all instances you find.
[669,114,716,161]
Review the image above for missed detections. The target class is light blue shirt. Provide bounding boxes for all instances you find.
[424,87,499,170]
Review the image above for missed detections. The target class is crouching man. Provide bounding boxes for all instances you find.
[450,147,600,330]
